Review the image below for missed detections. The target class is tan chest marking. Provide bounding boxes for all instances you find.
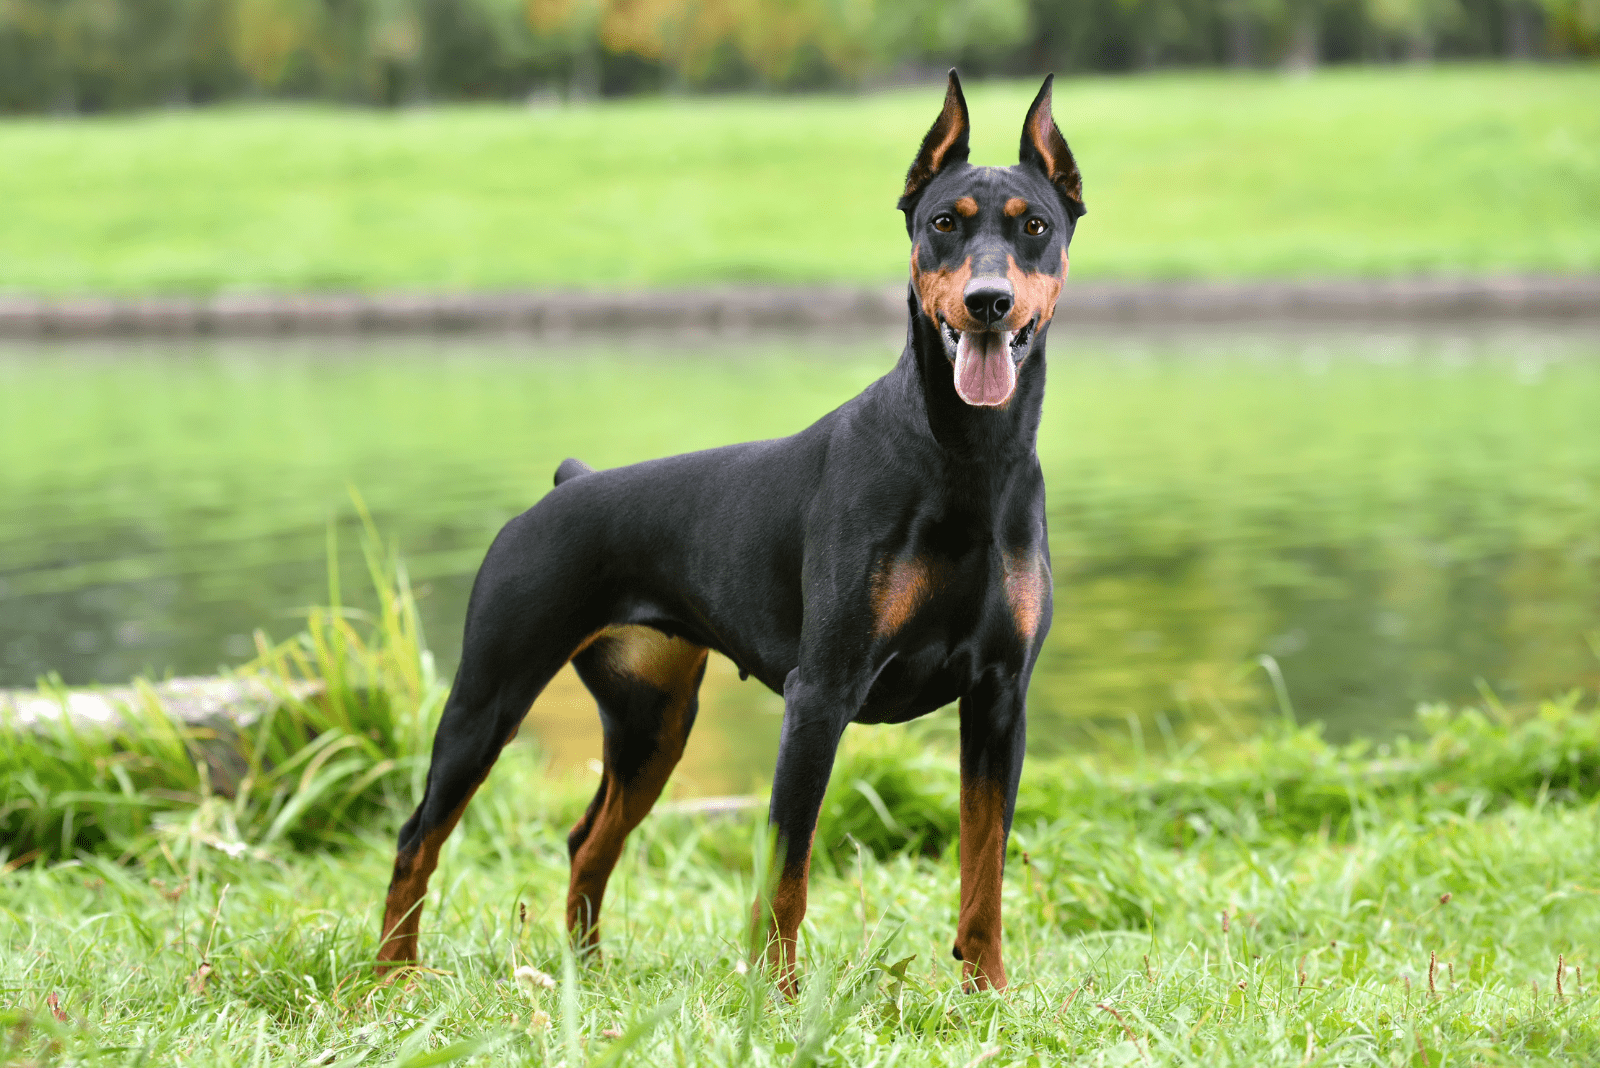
[872,556,942,638]
[1002,551,1048,640]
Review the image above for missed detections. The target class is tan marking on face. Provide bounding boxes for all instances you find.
[1001,250,1069,333]
[871,556,943,637]
[956,777,1008,990]
[1002,550,1049,640]
[910,251,978,333]
[954,196,978,217]
[1004,197,1028,217]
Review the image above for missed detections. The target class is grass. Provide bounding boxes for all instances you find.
[0,516,438,863]
[0,64,1596,294]
[4,540,1600,1064]
[3,712,1598,1065]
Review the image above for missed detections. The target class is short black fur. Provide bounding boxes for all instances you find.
[377,70,1086,995]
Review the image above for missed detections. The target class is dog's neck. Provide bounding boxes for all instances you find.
[889,285,1047,465]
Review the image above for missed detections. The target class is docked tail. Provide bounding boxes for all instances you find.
[554,457,594,486]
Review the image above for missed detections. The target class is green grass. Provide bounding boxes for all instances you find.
[4,713,1599,1065]
[0,516,438,862]
[0,64,1596,294]
[4,542,1600,1065]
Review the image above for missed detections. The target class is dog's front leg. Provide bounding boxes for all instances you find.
[953,676,1027,991]
[752,668,851,997]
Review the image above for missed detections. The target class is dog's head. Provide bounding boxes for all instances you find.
[899,70,1085,408]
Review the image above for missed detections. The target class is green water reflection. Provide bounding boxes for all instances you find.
[3,326,1598,792]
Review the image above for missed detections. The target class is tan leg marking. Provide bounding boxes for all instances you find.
[378,626,611,972]
[565,627,708,950]
[754,826,817,998]
[956,777,1009,990]
[1002,550,1049,641]
[377,787,480,972]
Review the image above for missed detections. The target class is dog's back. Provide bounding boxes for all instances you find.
[379,69,1084,995]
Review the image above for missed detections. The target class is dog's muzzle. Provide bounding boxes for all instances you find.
[938,314,1037,407]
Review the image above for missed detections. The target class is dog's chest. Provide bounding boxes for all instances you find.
[869,544,1046,646]
[855,543,1048,722]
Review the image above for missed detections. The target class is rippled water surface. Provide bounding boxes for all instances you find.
[4,325,1598,791]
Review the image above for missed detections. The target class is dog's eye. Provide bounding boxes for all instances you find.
[1025,217,1048,236]
[931,214,955,233]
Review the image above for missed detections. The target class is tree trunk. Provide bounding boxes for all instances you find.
[1228,16,1257,67]
[1504,0,1535,58]
[1284,6,1320,72]
[571,49,599,99]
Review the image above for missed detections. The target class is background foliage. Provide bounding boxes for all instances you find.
[1,0,1596,113]
[2,68,1595,293]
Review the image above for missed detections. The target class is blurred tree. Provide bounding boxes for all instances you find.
[1366,0,1463,58]
[1540,0,1599,51]
[365,0,426,102]
[0,0,1590,112]
[876,0,1034,72]
[232,0,321,89]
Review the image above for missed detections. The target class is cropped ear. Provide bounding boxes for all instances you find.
[898,69,971,223]
[1019,74,1085,220]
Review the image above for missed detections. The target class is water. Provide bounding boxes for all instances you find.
[4,325,1598,792]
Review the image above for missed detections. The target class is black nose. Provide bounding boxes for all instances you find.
[963,278,1013,327]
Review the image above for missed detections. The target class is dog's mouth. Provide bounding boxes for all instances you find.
[937,316,1037,407]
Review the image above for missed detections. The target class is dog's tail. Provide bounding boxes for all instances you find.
[553,457,595,487]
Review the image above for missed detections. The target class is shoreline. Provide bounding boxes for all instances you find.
[3,275,1597,339]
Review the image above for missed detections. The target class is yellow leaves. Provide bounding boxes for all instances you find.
[232,0,321,88]
[523,0,883,83]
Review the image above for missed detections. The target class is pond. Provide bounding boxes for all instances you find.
[4,324,1599,793]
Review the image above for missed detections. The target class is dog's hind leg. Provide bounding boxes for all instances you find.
[377,511,611,971]
[564,626,708,953]
[375,646,571,971]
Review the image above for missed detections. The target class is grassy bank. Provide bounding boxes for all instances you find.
[4,542,1600,1064]
[4,711,1598,1065]
[0,65,1596,295]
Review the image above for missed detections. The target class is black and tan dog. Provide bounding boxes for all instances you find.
[377,69,1084,993]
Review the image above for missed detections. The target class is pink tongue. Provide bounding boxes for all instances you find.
[954,331,1016,407]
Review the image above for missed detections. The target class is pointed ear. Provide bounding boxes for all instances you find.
[1019,74,1085,220]
[898,69,971,220]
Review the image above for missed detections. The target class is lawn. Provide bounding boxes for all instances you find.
[4,710,1598,1066]
[0,64,1596,294]
[4,547,1599,1065]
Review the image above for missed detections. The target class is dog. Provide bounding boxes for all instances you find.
[377,68,1084,994]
